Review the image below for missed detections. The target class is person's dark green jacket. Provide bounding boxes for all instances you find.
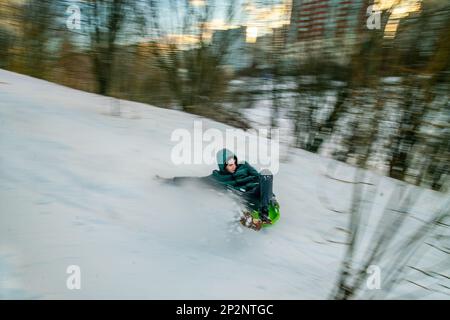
[207,148,260,192]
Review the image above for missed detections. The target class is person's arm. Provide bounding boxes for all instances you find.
[172,176,204,184]
[232,162,260,190]
[244,162,260,178]
[209,170,238,187]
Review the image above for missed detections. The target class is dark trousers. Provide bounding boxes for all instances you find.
[240,170,274,212]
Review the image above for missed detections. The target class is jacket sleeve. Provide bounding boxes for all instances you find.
[209,170,238,187]
[172,176,206,185]
[244,162,260,178]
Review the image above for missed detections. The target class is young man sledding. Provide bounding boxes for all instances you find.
[165,148,279,230]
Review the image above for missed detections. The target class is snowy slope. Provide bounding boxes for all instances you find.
[0,69,447,299]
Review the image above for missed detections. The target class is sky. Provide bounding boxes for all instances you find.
[3,0,424,49]
[55,0,291,48]
[154,0,292,45]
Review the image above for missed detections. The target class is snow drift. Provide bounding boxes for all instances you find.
[0,69,447,299]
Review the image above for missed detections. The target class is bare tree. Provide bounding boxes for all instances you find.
[85,0,134,95]
[328,164,450,299]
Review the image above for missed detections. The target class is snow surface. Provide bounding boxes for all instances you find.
[0,69,448,299]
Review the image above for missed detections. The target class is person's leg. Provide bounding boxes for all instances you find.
[259,169,273,222]
[240,186,260,211]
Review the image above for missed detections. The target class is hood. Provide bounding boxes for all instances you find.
[216,148,237,173]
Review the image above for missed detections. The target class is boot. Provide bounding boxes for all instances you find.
[260,206,272,224]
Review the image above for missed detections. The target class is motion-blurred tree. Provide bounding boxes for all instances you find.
[85,0,129,95]
[14,0,57,78]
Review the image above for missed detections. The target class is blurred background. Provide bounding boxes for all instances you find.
[1,0,449,192]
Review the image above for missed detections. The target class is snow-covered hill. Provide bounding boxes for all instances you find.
[0,69,447,299]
